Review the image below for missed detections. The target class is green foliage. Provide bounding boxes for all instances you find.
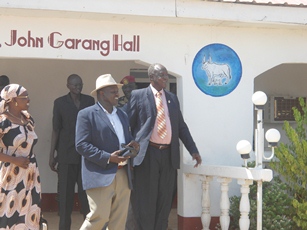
[217,98,307,230]
[270,97,307,229]
[216,177,295,230]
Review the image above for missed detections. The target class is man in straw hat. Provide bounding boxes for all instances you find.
[76,74,139,230]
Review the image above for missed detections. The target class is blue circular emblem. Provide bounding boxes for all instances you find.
[192,43,242,97]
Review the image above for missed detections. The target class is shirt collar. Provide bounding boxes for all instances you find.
[97,102,117,115]
[150,84,164,96]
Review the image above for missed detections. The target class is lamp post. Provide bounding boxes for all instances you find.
[237,91,281,230]
[252,91,267,169]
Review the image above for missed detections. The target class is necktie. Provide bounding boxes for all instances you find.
[156,91,167,139]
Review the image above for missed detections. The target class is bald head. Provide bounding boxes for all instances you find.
[148,63,169,91]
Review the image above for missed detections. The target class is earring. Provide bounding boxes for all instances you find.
[15,102,18,106]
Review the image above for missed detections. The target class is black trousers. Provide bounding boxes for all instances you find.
[132,146,176,230]
[125,201,138,230]
[58,163,90,230]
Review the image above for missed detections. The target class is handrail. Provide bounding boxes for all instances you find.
[181,164,273,181]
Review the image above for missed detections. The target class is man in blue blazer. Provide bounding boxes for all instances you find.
[127,63,202,230]
[76,74,139,230]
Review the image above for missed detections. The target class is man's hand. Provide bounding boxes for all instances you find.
[192,153,202,168]
[109,150,130,164]
[126,140,140,153]
[49,153,58,172]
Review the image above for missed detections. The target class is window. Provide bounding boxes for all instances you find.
[130,69,177,94]
[264,96,306,123]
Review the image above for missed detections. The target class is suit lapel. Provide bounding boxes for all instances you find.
[146,86,157,116]
[117,109,130,142]
[94,103,116,134]
[79,94,89,110]
[165,91,176,129]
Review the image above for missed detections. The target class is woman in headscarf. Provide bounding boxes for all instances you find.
[0,84,41,229]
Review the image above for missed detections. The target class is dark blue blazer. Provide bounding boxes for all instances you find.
[75,103,133,190]
[128,86,198,169]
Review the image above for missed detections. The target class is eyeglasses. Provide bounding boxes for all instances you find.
[157,74,169,80]
[17,95,29,99]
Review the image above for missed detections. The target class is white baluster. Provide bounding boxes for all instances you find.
[217,177,232,230]
[200,175,213,230]
[237,179,253,230]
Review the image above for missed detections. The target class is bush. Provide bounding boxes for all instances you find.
[270,98,307,229]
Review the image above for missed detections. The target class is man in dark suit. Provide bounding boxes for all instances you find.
[49,74,94,230]
[127,63,202,230]
[76,74,139,230]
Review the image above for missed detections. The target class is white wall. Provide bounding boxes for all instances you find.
[0,12,307,217]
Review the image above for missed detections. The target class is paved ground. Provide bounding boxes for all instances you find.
[43,208,178,230]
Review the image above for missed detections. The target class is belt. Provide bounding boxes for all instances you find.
[149,142,170,150]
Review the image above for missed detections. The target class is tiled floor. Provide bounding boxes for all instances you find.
[43,208,178,230]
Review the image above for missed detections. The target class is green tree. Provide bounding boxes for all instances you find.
[270,97,307,229]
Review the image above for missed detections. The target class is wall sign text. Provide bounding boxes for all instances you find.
[1,30,140,57]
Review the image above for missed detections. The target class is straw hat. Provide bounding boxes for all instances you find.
[91,74,122,96]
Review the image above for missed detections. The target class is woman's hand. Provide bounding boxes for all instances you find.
[13,156,30,169]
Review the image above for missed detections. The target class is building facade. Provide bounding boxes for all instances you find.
[0,0,306,228]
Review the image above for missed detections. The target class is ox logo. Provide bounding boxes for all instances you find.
[192,43,242,97]
[202,56,232,86]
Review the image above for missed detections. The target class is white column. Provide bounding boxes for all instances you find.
[257,180,263,230]
[217,177,232,230]
[200,175,213,230]
[238,179,253,230]
[256,109,264,169]
[256,108,264,230]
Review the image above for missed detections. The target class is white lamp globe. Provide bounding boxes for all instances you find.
[252,91,267,106]
[236,140,252,160]
[265,128,281,146]
[236,140,252,154]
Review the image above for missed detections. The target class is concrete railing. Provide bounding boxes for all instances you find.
[181,164,273,230]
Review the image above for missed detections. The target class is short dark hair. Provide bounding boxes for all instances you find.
[67,74,81,83]
[148,63,166,78]
[0,75,9,87]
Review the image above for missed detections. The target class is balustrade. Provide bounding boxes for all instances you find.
[181,164,272,230]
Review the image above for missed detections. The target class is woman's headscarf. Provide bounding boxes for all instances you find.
[0,84,27,113]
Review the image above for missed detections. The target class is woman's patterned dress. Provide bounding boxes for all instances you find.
[0,113,41,230]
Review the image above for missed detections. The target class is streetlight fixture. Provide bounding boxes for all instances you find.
[237,91,281,230]
[252,91,267,169]
[236,140,252,167]
[264,128,281,160]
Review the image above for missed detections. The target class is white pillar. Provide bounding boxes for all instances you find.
[238,179,253,230]
[200,175,213,230]
[217,177,232,230]
[257,180,263,230]
[256,109,264,169]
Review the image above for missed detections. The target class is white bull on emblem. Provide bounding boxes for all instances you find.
[201,56,232,86]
